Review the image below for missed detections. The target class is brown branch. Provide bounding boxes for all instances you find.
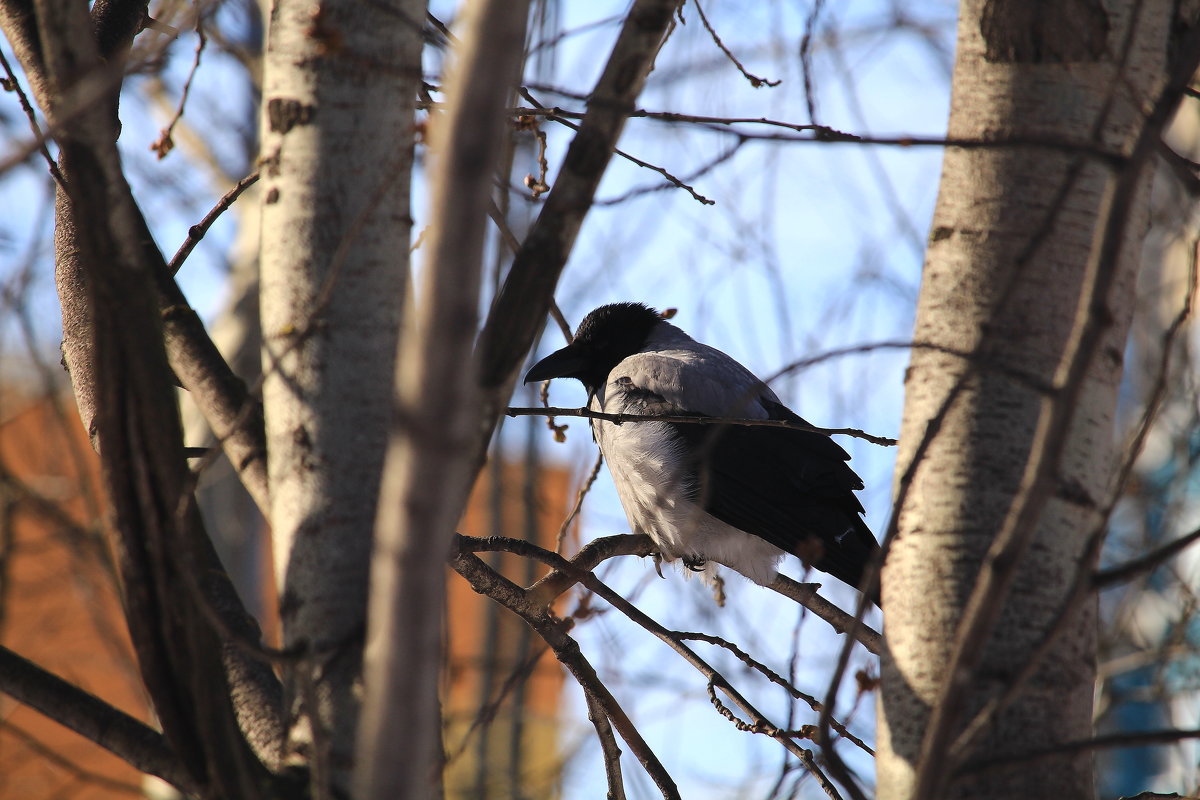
[0,47,65,187]
[519,87,715,205]
[583,691,628,800]
[766,339,1055,393]
[767,575,881,656]
[468,531,880,652]
[677,631,873,755]
[506,405,897,447]
[700,682,843,800]
[691,0,780,88]
[453,530,879,793]
[499,101,1135,158]
[548,300,572,341]
[960,727,1200,774]
[0,645,199,795]
[474,0,685,447]
[1093,526,1200,589]
[555,562,825,768]
[517,533,658,608]
[168,169,260,274]
[421,101,855,139]
[594,138,743,206]
[150,15,205,159]
[457,531,868,788]
[449,545,680,799]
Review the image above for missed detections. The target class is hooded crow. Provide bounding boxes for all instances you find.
[525,302,880,605]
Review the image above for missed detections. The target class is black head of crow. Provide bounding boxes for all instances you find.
[526,302,880,606]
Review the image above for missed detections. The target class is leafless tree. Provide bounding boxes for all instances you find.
[0,2,1197,800]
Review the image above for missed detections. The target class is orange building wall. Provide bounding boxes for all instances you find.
[0,395,149,799]
[444,460,574,799]
[0,393,575,799]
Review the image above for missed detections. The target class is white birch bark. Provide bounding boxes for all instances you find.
[878,2,1176,799]
[258,0,423,784]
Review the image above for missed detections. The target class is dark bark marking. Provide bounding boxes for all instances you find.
[266,98,316,133]
[980,0,1110,63]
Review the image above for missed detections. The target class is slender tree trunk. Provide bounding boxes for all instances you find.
[878,2,1180,799]
[258,0,423,787]
[354,3,530,798]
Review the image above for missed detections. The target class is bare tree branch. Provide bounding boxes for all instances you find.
[449,544,680,799]
[357,1,527,797]
[506,405,897,446]
[961,727,1200,774]
[456,531,873,793]
[168,169,260,275]
[767,575,881,656]
[0,645,199,795]
[474,0,684,447]
[583,691,628,800]
[467,531,881,653]
[1094,526,1200,589]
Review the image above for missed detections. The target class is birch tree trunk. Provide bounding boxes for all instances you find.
[877,2,1192,799]
[258,0,422,787]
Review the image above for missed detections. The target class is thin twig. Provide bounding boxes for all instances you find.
[961,727,1200,774]
[798,0,826,119]
[678,631,873,754]
[458,531,865,789]
[0,48,66,188]
[506,405,897,446]
[520,87,715,205]
[691,0,780,88]
[167,169,260,274]
[583,691,628,800]
[548,300,572,341]
[767,575,881,655]
[150,16,206,159]
[556,451,604,552]
[1094,526,1200,588]
[494,100,1129,158]
[443,640,549,766]
[449,545,679,798]
[594,138,743,206]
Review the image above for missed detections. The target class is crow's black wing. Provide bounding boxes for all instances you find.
[600,349,879,600]
[669,399,879,597]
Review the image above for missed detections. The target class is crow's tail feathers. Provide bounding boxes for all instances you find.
[809,513,881,609]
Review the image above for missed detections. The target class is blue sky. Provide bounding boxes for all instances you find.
[0,2,959,796]
[491,3,957,796]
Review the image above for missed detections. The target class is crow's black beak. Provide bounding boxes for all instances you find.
[524,345,586,384]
